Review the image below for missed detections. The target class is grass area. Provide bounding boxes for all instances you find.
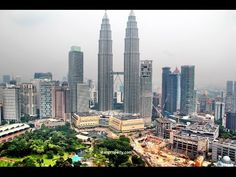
[0,160,13,167]
[0,152,71,167]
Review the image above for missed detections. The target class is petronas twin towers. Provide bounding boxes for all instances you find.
[98,10,140,114]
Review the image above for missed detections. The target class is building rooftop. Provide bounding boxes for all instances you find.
[185,121,219,133]
[0,123,30,137]
[75,112,99,117]
[214,139,236,147]
[113,114,142,120]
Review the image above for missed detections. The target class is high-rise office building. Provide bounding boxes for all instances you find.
[68,46,83,113]
[39,81,59,118]
[215,102,225,123]
[226,112,236,131]
[34,72,52,80]
[20,83,37,117]
[124,10,140,114]
[15,75,22,85]
[98,11,113,111]
[234,81,236,113]
[162,67,171,112]
[77,83,89,113]
[225,81,234,113]
[180,65,195,115]
[3,86,21,122]
[2,75,11,84]
[166,67,181,114]
[226,81,234,96]
[140,60,152,126]
[52,86,67,121]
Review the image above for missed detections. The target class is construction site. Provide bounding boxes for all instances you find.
[130,134,211,167]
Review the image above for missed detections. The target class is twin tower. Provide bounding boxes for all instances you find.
[98,10,140,114]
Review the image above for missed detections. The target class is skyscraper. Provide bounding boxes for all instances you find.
[124,10,140,114]
[166,67,181,114]
[98,11,113,111]
[20,83,37,117]
[3,86,21,122]
[215,102,225,123]
[140,60,152,126]
[180,65,195,115]
[225,81,234,113]
[68,46,83,113]
[226,81,234,96]
[162,67,171,112]
[226,112,236,131]
[39,81,59,118]
[77,83,90,113]
[2,75,11,84]
[52,85,68,121]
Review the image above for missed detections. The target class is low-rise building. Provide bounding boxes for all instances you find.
[0,123,31,143]
[72,112,100,128]
[109,114,144,133]
[34,118,65,129]
[212,139,236,163]
[181,121,219,149]
[170,132,209,159]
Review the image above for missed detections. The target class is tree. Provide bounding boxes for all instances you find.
[54,157,72,167]
[46,150,54,159]
[131,155,145,167]
[13,157,36,167]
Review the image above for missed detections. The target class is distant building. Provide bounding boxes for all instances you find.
[3,86,21,122]
[20,83,37,117]
[2,75,11,84]
[225,81,234,113]
[226,81,234,96]
[109,114,144,133]
[68,46,83,113]
[152,92,161,118]
[140,60,152,126]
[15,75,22,85]
[166,67,181,114]
[180,65,195,115]
[0,103,3,125]
[34,72,52,80]
[226,112,236,131]
[77,83,90,113]
[162,67,171,112]
[214,102,225,122]
[212,139,236,163]
[0,123,30,143]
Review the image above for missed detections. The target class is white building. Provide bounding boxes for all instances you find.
[20,83,37,117]
[77,83,89,113]
[3,86,21,122]
[214,102,225,122]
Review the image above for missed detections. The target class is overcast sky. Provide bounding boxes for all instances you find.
[0,10,236,91]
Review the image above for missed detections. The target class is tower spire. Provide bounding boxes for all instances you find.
[129,10,135,16]
[103,10,108,18]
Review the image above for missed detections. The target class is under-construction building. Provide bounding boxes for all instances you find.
[156,118,172,139]
[170,133,209,159]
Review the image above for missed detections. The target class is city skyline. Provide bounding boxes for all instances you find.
[0,10,236,90]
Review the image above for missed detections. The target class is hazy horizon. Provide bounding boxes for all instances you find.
[0,10,236,91]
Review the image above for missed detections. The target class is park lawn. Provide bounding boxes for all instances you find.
[0,152,71,167]
[0,160,13,167]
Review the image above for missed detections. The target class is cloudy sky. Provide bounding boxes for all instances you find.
[0,10,236,91]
